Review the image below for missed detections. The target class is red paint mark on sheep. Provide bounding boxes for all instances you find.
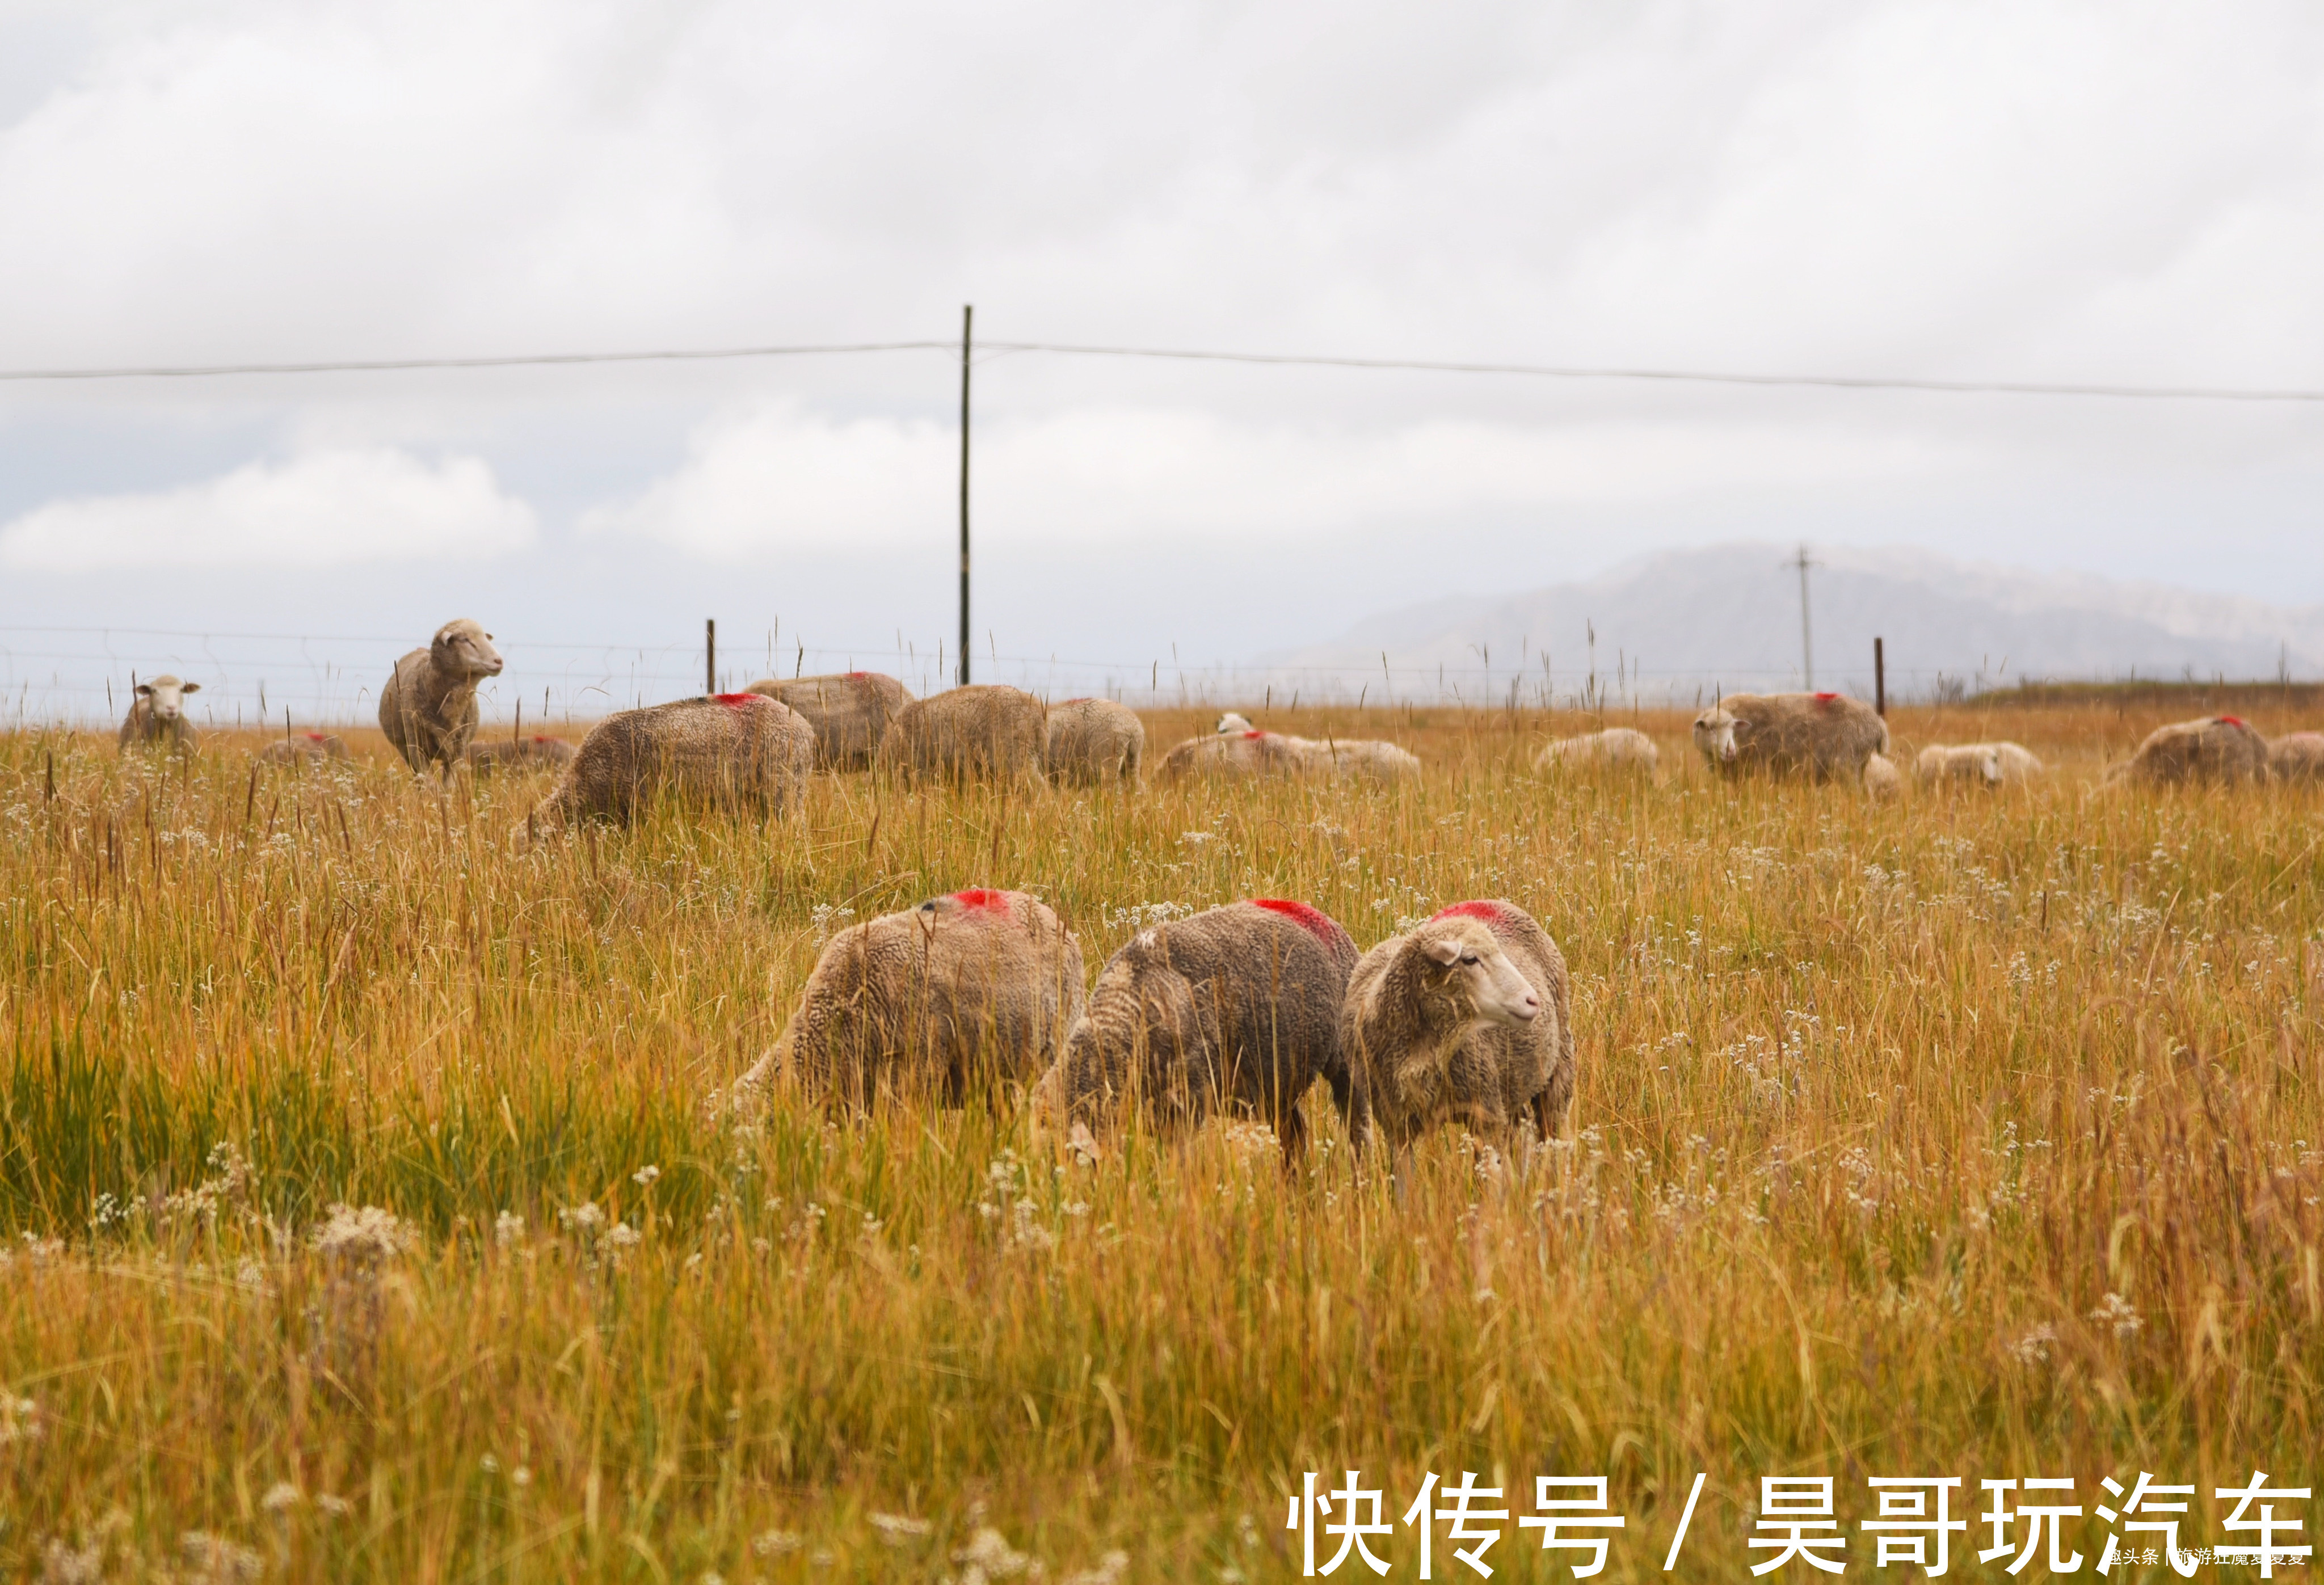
[1814,692,1841,703]
[1431,900,1508,925]
[1241,730,1268,740]
[950,888,1012,916]
[2216,715,2249,728]
[302,732,330,741]
[845,670,870,678]
[711,692,764,708]
[1250,898,1349,948]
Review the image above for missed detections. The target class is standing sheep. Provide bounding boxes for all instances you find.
[2107,716,2268,787]
[117,676,203,754]
[1691,692,1888,782]
[1535,727,1658,774]
[874,685,1047,784]
[1055,899,1361,1165]
[539,693,814,826]
[1340,900,1574,1179]
[744,672,910,771]
[260,731,349,765]
[742,888,1085,1105]
[2271,731,2324,783]
[1045,697,1146,786]
[467,735,575,773]
[378,619,503,774]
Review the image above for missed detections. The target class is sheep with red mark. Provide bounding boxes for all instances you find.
[260,731,350,766]
[117,675,203,754]
[1535,727,1658,774]
[378,618,503,774]
[2107,715,2268,787]
[1691,692,1888,782]
[745,672,911,772]
[466,734,575,773]
[743,888,1085,1105]
[1054,899,1361,1164]
[539,693,813,826]
[874,685,1048,784]
[2271,731,2324,783]
[1157,726,1324,782]
[1045,697,1146,786]
[1340,899,1574,1181]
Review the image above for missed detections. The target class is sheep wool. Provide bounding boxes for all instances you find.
[540,693,814,825]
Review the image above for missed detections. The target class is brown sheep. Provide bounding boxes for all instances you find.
[117,675,203,754]
[744,672,911,771]
[1045,697,1146,786]
[2107,715,2268,787]
[2271,731,2324,783]
[741,888,1085,1105]
[539,693,814,826]
[1691,692,1888,782]
[260,731,350,765]
[378,619,503,774]
[466,735,576,773]
[1055,899,1360,1165]
[874,685,1047,783]
[1340,900,1574,1182]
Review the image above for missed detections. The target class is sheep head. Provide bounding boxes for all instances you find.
[431,619,504,680]
[1691,705,1749,764]
[136,675,200,721]
[1215,711,1254,735]
[1411,918,1539,1029]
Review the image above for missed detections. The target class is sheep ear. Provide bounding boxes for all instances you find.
[1418,936,1461,966]
[136,683,153,697]
[181,681,201,694]
[1730,718,1756,739]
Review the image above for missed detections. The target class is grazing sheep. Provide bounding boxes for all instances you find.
[2107,715,2268,787]
[2271,731,2324,783]
[1215,711,1255,732]
[466,735,575,773]
[260,732,350,765]
[1055,899,1361,1164]
[1157,727,1326,782]
[1691,692,1888,782]
[117,675,203,753]
[540,693,814,825]
[1535,727,1658,774]
[744,672,910,771]
[378,619,503,774]
[1914,742,2044,787]
[1862,751,1903,801]
[742,888,1085,1105]
[1046,697,1146,786]
[1340,900,1574,1178]
[1323,736,1422,783]
[874,685,1047,783]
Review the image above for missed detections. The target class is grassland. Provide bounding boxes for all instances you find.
[2,701,2319,1582]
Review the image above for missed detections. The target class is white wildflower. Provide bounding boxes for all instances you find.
[752,1530,804,1557]
[869,1512,933,1546]
[179,1531,264,1585]
[632,1165,661,1187]
[1060,1550,1131,1585]
[260,1481,304,1514]
[0,1395,42,1445]
[310,1204,407,1267]
[558,1202,606,1233]
[2090,1291,2142,1337]
[494,1211,525,1247]
[2008,1324,2057,1365]
[314,1494,353,1517]
[954,1526,1034,1582]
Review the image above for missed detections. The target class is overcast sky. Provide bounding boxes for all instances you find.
[3,1,2321,717]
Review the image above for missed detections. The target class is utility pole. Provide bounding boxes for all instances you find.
[1873,636,1886,716]
[958,304,972,688]
[705,618,717,695]
[1788,543,1820,689]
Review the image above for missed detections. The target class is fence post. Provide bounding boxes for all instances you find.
[706,619,717,695]
[1873,636,1886,716]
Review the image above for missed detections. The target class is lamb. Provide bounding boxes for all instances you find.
[1535,727,1658,774]
[378,619,503,774]
[744,672,910,771]
[874,685,1047,783]
[2270,731,2324,783]
[742,888,1085,1105]
[1045,697,1146,786]
[1054,899,1361,1165]
[2107,715,2268,787]
[1691,692,1888,782]
[538,693,814,825]
[117,675,202,754]
[259,731,350,765]
[1339,900,1574,1179]
[466,735,576,773]
[1913,742,2044,787]
[1862,751,1903,801]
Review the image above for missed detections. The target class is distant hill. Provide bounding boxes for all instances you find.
[1260,542,2324,703]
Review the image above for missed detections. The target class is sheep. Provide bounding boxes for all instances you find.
[874,685,1047,784]
[1339,900,1574,1179]
[1862,751,1903,801]
[539,693,814,825]
[378,619,503,774]
[466,735,576,773]
[117,675,203,754]
[1157,727,1325,782]
[1045,697,1146,786]
[1323,736,1422,783]
[1054,899,1360,1165]
[1535,727,1658,774]
[259,732,350,765]
[2107,715,2268,787]
[2271,731,2324,783]
[741,888,1085,1105]
[744,672,911,772]
[1691,692,1888,782]
[1913,742,2044,787]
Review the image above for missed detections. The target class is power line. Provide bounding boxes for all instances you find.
[0,334,2319,403]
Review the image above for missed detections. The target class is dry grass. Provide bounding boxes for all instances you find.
[1,702,2319,1581]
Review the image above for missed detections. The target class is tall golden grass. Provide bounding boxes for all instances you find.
[1,702,2318,1581]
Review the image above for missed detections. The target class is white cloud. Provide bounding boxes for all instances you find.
[0,448,537,571]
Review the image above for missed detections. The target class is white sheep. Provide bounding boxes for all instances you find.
[118,675,202,754]
[379,619,503,774]
[1535,727,1658,774]
[1862,751,1903,801]
[1045,698,1146,786]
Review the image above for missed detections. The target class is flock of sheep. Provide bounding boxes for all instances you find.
[106,621,2324,1173]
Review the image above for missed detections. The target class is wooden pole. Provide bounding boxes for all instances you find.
[706,618,717,695]
[959,304,973,688]
[1873,636,1886,716]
